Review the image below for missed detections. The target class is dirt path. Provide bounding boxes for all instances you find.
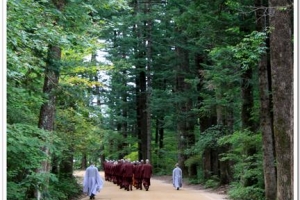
[74,170,228,200]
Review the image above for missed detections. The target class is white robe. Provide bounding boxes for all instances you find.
[172,166,182,189]
[83,165,104,196]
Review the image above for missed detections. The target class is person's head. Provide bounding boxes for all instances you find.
[175,163,179,167]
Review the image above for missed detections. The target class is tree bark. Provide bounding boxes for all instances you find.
[135,0,152,161]
[37,45,61,199]
[137,70,148,160]
[134,0,145,161]
[255,0,277,199]
[36,1,66,198]
[145,0,153,161]
[268,0,293,199]
[81,153,87,170]
[241,67,254,131]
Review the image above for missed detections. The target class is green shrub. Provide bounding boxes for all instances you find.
[7,182,27,200]
[7,123,82,200]
[204,175,220,189]
[188,178,202,185]
[48,177,82,200]
[218,130,265,200]
[7,124,61,199]
[228,183,265,200]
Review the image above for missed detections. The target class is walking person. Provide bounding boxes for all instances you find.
[83,163,104,199]
[133,161,143,190]
[172,163,182,190]
[142,159,152,191]
[122,159,134,191]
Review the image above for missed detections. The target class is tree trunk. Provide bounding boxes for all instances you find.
[137,69,148,160]
[136,68,143,160]
[145,0,152,161]
[36,1,66,198]
[36,45,61,199]
[241,67,254,131]
[135,0,151,161]
[219,145,231,184]
[158,118,164,149]
[255,0,277,199]
[241,67,259,187]
[268,0,293,199]
[203,149,212,179]
[81,153,87,170]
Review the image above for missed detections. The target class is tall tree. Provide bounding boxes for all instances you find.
[268,0,293,199]
[145,0,153,162]
[133,0,151,161]
[255,0,277,199]
[36,0,105,196]
[37,0,66,198]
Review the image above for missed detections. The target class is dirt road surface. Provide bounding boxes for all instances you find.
[74,170,228,200]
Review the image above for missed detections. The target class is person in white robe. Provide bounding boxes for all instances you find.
[83,163,104,199]
[172,163,182,190]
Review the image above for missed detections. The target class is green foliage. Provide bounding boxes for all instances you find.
[7,181,28,200]
[218,130,264,200]
[185,125,227,161]
[228,183,265,200]
[203,46,242,123]
[7,0,140,198]
[7,86,44,125]
[55,104,105,170]
[184,154,202,169]
[7,0,49,73]
[218,130,262,161]
[187,177,202,185]
[152,130,179,175]
[204,175,220,189]
[231,31,268,70]
[7,123,62,199]
[124,151,139,161]
[100,130,138,160]
[48,177,82,200]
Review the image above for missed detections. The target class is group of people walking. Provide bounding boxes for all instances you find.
[82,159,182,199]
[103,159,153,191]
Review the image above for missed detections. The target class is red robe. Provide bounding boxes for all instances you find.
[142,163,152,187]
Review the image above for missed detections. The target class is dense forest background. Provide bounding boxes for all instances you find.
[6,0,294,200]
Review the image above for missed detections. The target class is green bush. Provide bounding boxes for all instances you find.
[7,123,82,200]
[228,183,265,200]
[48,177,82,200]
[7,182,28,200]
[204,175,220,189]
[188,178,202,185]
[7,124,60,199]
[218,130,265,200]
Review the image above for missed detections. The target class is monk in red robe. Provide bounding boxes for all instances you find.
[141,159,152,191]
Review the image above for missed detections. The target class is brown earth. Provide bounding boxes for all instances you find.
[73,170,229,200]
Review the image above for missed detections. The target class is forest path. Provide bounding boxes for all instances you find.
[74,170,228,200]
